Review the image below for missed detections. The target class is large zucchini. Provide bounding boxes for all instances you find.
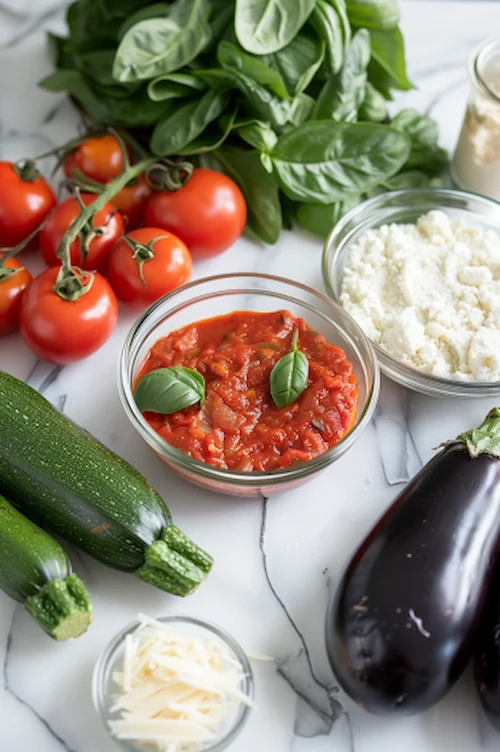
[0,493,92,640]
[0,371,212,596]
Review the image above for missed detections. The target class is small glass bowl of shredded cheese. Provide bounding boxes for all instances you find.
[92,614,254,752]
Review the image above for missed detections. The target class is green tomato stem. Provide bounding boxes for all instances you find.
[56,155,157,280]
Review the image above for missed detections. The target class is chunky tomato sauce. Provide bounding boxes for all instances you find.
[138,310,358,472]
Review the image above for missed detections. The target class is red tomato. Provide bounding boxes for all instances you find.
[63,135,126,184]
[108,227,192,307]
[0,256,32,336]
[0,161,56,248]
[40,194,124,270]
[19,267,118,364]
[144,169,246,258]
[111,174,152,228]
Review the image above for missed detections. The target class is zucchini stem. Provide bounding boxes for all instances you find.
[24,574,93,641]
[135,525,213,596]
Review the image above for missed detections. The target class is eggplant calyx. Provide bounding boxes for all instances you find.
[453,408,500,458]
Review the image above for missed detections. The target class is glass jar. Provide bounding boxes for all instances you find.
[452,39,500,200]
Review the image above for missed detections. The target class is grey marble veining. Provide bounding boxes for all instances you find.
[2,2,500,751]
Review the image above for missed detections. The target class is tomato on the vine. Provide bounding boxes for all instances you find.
[110,173,152,228]
[19,267,118,364]
[40,194,124,270]
[0,161,56,248]
[144,168,247,258]
[0,256,32,336]
[108,227,192,307]
[63,135,126,184]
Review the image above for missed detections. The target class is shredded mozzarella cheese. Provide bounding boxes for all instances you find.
[108,615,254,752]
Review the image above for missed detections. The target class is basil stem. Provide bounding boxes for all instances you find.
[135,367,205,415]
[270,329,309,409]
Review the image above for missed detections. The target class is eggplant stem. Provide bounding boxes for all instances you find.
[453,408,500,458]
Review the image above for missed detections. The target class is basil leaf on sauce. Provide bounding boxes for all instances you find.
[134,367,205,414]
[270,329,309,408]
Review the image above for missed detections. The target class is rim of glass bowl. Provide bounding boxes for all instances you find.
[119,273,380,487]
[322,187,500,398]
[92,615,254,752]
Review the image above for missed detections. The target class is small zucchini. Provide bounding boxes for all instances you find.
[0,371,212,597]
[0,494,92,640]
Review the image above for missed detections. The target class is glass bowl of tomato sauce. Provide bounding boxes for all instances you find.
[119,274,379,497]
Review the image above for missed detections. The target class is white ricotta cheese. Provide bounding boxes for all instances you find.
[340,210,500,382]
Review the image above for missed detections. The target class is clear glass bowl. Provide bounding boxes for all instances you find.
[323,188,500,398]
[119,273,379,497]
[92,616,254,752]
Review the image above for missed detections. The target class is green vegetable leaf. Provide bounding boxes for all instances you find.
[47,32,74,69]
[118,3,172,39]
[75,50,140,98]
[218,41,290,99]
[270,329,309,408]
[39,70,169,127]
[151,90,231,156]
[135,367,205,415]
[148,72,208,102]
[297,194,361,237]
[215,147,283,244]
[177,107,238,155]
[270,120,411,203]
[313,28,370,121]
[66,0,144,45]
[345,0,400,29]
[235,0,317,55]
[391,108,448,175]
[236,121,278,151]
[261,32,326,95]
[358,81,387,121]
[327,0,351,46]
[309,0,344,75]
[113,0,212,82]
[369,27,413,91]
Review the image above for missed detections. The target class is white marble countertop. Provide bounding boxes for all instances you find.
[2,2,500,751]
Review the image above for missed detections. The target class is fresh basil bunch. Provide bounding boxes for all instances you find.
[40,0,448,243]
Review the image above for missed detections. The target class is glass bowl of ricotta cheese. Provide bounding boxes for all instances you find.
[323,187,500,397]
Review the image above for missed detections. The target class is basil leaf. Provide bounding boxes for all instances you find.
[113,0,212,83]
[218,41,290,100]
[118,3,172,40]
[261,32,326,95]
[345,0,400,30]
[66,0,143,45]
[135,367,206,415]
[148,72,208,102]
[75,50,140,98]
[327,0,351,46]
[39,70,169,127]
[151,90,231,156]
[391,108,448,175]
[358,81,387,122]
[313,28,370,121]
[270,330,309,408]
[270,120,410,203]
[309,0,344,75]
[368,27,413,92]
[47,33,74,69]
[297,194,361,237]
[214,147,283,244]
[177,107,238,155]
[235,0,317,55]
[236,121,278,152]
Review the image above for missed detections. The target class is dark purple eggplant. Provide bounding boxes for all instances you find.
[475,568,500,731]
[325,409,500,716]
